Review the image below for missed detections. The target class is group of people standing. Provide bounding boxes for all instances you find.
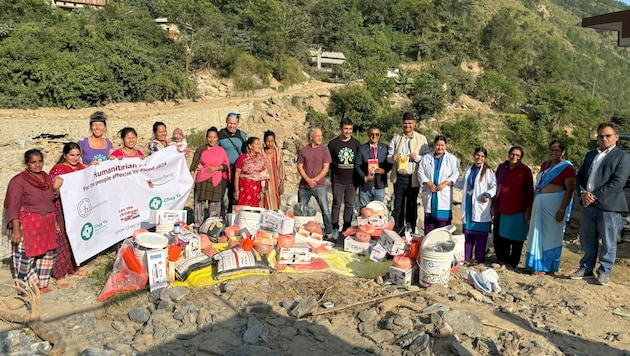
[5,108,629,293]
[189,113,286,226]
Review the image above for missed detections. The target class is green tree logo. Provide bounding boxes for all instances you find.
[81,223,94,241]
[149,197,162,210]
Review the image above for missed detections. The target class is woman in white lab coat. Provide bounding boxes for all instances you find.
[417,135,460,234]
[459,147,497,263]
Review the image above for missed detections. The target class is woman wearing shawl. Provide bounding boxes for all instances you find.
[525,140,576,275]
[418,135,460,234]
[50,143,87,288]
[234,137,270,207]
[4,149,57,294]
[493,146,534,268]
[148,121,169,155]
[190,127,230,225]
[263,131,285,210]
[458,147,497,263]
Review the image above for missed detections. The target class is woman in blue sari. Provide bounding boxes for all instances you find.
[525,140,576,275]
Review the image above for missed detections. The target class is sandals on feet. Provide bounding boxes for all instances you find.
[56,279,70,289]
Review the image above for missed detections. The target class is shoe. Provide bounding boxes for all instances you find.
[38,287,53,295]
[331,230,340,241]
[569,268,594,280]
[597,273,610,286]
[324,233,333,241]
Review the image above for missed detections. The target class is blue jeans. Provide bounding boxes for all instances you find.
[579,205,621,275]
[358,188,385,209]
[298,187,332,234]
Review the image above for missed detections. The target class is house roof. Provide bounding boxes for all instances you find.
[582,9,630,47]
[308,49,346,60]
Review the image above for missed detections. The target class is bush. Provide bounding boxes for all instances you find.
[272,55,306,86]
[305,108,336,142]
[440,115,483,154]
[328,84,379,132]
[231,53,271,92]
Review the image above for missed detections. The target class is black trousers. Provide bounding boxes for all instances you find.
[493,215,524,267]
[392,175,419,234]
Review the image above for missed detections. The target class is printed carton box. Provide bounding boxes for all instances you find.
[343,236,375,255]
[260,210,295,234]
[389,264,419,286]
[277,243,312,264]
[380,230,406,256]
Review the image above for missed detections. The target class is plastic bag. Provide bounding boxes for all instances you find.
[98,238,149,302]
[466,269,501,293]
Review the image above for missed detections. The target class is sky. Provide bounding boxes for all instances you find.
[622,0,630,5]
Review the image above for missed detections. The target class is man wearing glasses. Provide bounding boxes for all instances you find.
[387,112,430,234]
[218,113,247,215]
[355,125,392,209]
[572,122,630,286]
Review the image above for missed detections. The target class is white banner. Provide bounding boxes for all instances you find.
[59,146,193,264]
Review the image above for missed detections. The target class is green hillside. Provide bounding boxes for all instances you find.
[1,0,630,162]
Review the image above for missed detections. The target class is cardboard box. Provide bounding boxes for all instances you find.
[151,209,187,225]
[344,236,375,255]
[389,264,419,286]
[277,243,312,264]
[177,231,201,258]
[369,243,387,263]
[357,215,388,229]
[260,210,295,234]
[380,230,406,256]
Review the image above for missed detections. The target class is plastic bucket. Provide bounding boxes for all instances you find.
[418,225,455,287]
[238,207,264,233]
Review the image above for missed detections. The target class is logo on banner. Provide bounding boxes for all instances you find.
[149,197,163,210]
[77,198,92,218]
[81,222,94,241]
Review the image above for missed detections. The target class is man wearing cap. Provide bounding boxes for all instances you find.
[387,112,430,234]
[218,113,247,215]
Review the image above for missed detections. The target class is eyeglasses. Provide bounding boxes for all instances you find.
[369,133,380,136]
[227,113,240,118]
[597,134,614,139]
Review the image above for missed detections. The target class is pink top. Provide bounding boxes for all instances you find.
[194,145,230,186]
[111,149,145,159]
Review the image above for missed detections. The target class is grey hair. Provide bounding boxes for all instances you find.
[308,127,322,141]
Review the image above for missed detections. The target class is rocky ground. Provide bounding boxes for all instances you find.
[2,75,630,356]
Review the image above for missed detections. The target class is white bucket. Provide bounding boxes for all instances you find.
[134,232,168,272]
[418,226,455,287]
[238,207,264,233]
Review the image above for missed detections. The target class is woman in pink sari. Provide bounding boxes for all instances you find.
[263,131,285,210]
[190,127,230,225]
[50,142,87,288]
[234,137,270,208]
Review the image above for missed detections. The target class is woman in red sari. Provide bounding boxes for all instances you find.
[263,130,285,210]
[234,137,270,208]
[49,143,87,288]
[4,149,57,294]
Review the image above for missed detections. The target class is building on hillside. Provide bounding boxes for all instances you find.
[582,10,630,47]
[308,49,346,75]
[154,18,181,40]
[50,0,106,10]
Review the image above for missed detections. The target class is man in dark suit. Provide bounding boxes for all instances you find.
[572,122,630,286]
[355,125,393,209]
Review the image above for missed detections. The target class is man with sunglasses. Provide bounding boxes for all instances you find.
[572,122,630,286]
[218,113,247,215]
[355,125,392,209]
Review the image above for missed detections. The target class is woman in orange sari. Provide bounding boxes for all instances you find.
[234,137,270,208]
[263,131,285,210]
[49,143,87,288]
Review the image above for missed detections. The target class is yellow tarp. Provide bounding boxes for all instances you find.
[173,245,392,288]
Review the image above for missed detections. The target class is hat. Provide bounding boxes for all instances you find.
[172,128,184,140]
[402,112,417,121]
